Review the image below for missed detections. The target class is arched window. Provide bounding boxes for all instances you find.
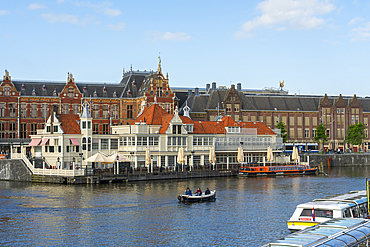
[82,137,87,150]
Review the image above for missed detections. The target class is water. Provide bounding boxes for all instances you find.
[1,166,370,246]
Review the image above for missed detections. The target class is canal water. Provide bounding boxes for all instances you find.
[1,166,370,246]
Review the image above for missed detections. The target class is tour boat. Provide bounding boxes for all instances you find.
[177,190,216,202]
[238,163,318,176]
[287,190,368,232]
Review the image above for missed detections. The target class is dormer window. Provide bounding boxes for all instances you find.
[83,86,87,92]
[127,90,131,96]
[172,125,182,134]
[227,126,240,133]
[186,125,193,132]
[32,88,36,96]
[42,85,46,91]
[113,91,117,98]
[53,89,57,96]
[103,86,106,93]
[21,84,25,90]
[93,89,98,97]
[132,80,136,86]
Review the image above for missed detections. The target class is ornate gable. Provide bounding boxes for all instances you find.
[334,94,347,108]
[319,94,332,108]
[0,70,20,97]
[349,94,362,108]
[60,73,82,98]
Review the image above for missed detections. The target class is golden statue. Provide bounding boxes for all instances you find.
[279,80,284,88]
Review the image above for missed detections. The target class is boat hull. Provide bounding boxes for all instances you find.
[177,191,216,202]
[238,169,318,177]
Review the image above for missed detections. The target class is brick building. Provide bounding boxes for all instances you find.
[0,61,175,151]
[182,84,370,152]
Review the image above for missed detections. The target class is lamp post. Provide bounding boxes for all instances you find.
[72,157,76,177]
[57,157,60,170]
[116,154,119,175]
[42,156,45,175]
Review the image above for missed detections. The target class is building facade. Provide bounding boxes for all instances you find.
[182,84,370,152]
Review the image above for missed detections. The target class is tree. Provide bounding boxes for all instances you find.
[346,122,367,151]
[276,121,288,143]
[314,123,328,152]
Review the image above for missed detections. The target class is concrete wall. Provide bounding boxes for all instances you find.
[0,159,32,181]
[308,154,370,167]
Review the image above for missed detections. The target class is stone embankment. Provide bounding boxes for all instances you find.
[0,159,32,181]
[308,153,370,167]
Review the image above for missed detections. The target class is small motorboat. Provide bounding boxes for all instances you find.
[177,190,216,202]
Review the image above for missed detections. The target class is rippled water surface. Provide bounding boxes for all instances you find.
[1,166,370,246]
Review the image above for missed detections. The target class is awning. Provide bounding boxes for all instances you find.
[70,138,80,146]
[28,139,41,146]
[40,138,49,146]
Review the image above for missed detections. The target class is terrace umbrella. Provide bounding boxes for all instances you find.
[237,147,244,163]
[108,152,131,174]
[267,146,273,162]
[209,147,216,169]
[177,147,185,171]
[85,152,113,163]
[292,146,299,163]
[145,148,151,172]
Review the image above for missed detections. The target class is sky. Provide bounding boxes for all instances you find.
[1,0,370,96]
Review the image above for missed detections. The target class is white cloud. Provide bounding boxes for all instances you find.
[348,17,363,25]
[102,8,121,17]
[150,31,191,41]
[235,0,335,38]
[0,10,10,16]
[350,22,370,41]
[28,3,46,10]
[41,13,82,24]
[106,22,126,31]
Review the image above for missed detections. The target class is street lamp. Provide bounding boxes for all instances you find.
[57,157,60,169]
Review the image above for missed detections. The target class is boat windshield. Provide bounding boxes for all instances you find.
[301,209,333,218]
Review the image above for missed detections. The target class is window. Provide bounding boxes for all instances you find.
[127,105,133,119]
[112,105,118,119]
[73,105,79,115]
[62,104,68,114]
[93,124,99,134]
[186,125,193,132]
[251,116,256,122]
[53,126,58,133]
[93,105,99,118]
[300,209,333,218]
[47,126,51,132]
[101,139,109,149]
[68,88,74,98]
[41,104,48,118]
[234,104,239,112]
[305,117,309,126]
[290,128,294,138]
[4,87,10,96]
[30,124,37,135]
[8,103,16,117]
[111,139,118,149]
[103,105,109,118]
[243,116,248,122]
[289,117,294,126]
[102,124,109,134]
[88,121,91,129]
[9,122,16,131]
[31,104,37,118]
[172,125,182,134]
[297,117,302,126]
[312,117,317,126]
[266,116,271,126]
[305,129,310,138]
[313,129,316,138]
[226,104,231,112]
[20,103,27,118]
[20,123,27,138]
[82,121,86,129]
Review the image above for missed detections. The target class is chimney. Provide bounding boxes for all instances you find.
[237,83,241,91]
[188,89,192,96]
[212,82,216,90]
[206,83,210,93]
[195,87,200,96]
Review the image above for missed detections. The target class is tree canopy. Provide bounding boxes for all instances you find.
[314,123,328,151]
[276,121,288,143]
[346,122,367,148]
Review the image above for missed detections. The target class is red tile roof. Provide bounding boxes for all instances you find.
[131,104,276,135]
[57,114,81,134]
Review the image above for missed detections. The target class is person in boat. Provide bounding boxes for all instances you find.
[185,188,192,196]
[205,188,210,195]
[195,188,202,196]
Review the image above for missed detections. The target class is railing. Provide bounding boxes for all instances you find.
[33,168,85,177]
[21,152,34,173]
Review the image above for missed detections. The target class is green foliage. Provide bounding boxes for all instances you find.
[314,123,327,151]
[346,122,367,147]
[276,121,288,143]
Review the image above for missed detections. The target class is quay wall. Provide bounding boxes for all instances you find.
[308,154,370,167]
[0,159,32,182]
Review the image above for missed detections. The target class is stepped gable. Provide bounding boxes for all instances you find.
[349,94,362,108]
[132,103,170,125]
[57,114,81,134]
[334,94,347,108]
[0,70,20,97]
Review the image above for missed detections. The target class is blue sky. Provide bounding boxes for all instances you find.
[1,0,370,96]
